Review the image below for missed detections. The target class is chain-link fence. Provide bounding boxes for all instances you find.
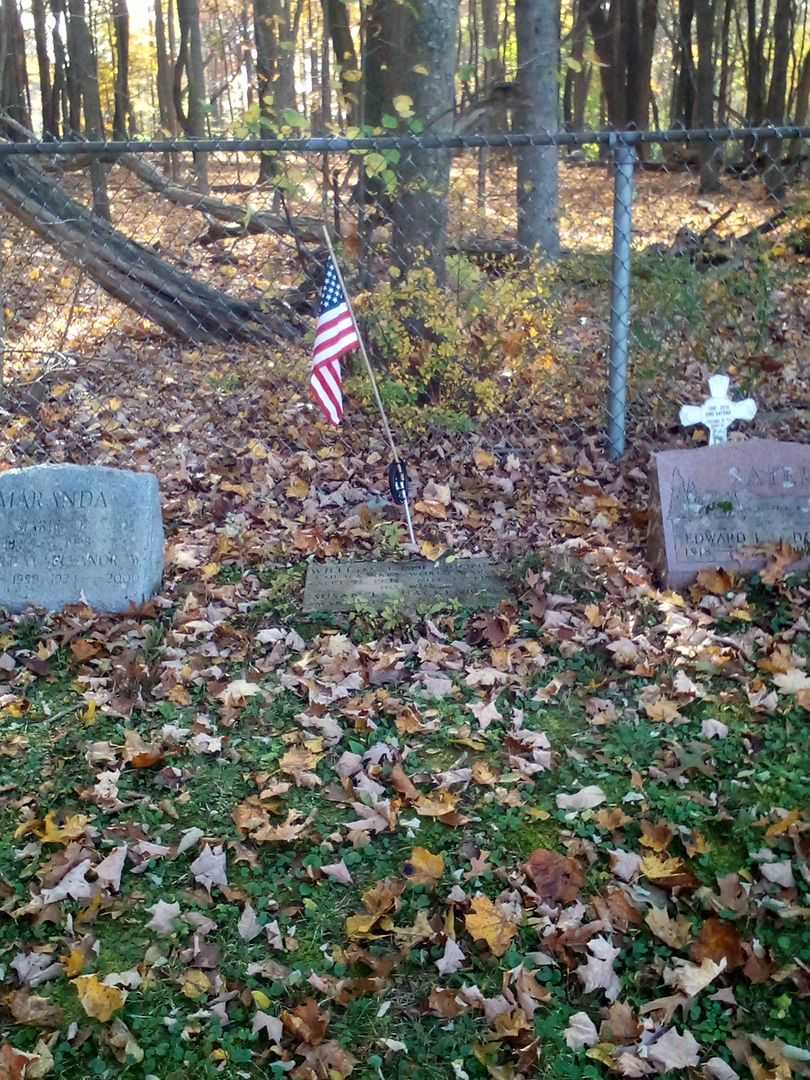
[1,127,808,481]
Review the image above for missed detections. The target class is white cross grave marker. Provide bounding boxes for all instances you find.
[679,374,757,446]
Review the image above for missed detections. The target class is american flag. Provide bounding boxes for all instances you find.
[310,256,359,425]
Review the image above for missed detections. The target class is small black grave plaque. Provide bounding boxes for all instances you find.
[303,559,510,613]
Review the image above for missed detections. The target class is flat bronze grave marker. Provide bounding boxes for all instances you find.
[303,558,510,613]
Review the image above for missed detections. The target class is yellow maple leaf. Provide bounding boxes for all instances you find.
[73,974,127,1022]
[641,853,685,880]
[465,895,519,957]
[404,847,445,888]
[473,448,496,470]
[279,745,324,774]
[36,812,90,844]
[64,948,87,978]
[765,809,802,838]
[415,791,458,817]
[344,913,394,940]
[419,540,447,562]
[180,970,211,999]
[472,761,498,786]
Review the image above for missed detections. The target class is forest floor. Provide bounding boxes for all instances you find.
[1,160,810,1080]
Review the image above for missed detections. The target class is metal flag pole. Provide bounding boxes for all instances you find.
[320,225,418,549]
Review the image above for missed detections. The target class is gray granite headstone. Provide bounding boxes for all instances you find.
[304,558,510,613]
[648,439,810,589]
[0,464,164,613]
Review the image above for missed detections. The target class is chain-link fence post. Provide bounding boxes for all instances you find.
[607,137,637,461]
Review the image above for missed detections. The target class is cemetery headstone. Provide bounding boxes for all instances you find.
[679,374,757,446]
[648,439,810,589]
[304,558,510,613]
[0,464,164,613]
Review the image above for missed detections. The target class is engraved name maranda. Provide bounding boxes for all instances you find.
[0,489,109,511]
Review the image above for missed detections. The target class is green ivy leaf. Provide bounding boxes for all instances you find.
[364,152,387,176]
[282,108,307,129]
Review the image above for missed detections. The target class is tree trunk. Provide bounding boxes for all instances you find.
[635,0,658,130]
[112,0,131,139]
[695,0,721,190]
[364,0,458,280]
[175,0,209,191]
[584,0,625,126]
[717,0,734,123]
[32,0,54,137]
[49,0,71,136]
[155,0,176,134]
[275,0,303,115]
[0,0,31,136]
[766,0,792,120]
[67,0,110,218]
[0,156,300,344]
[794,48,810,120]
[564,0,587,131]
[672,0,696,126]
[745,0,769,122]
[516,0,560,256]
[482,0,507,128]
[764,0,792,194]
[323,0,359,126]
[253,0,277,181]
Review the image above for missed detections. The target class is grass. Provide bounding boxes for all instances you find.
[1,568,810,1079]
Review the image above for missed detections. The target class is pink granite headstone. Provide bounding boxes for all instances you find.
[648,439,810,590]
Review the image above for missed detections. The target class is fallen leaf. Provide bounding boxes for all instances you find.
[465,895,520,957]
[281,997,329,1045]
[436,937,466,976]
[95,846,128,893]
[321,860,353,886]
[415,791,458,817]
[35,812,90,845]
[180,970,211,999]
[0,1044,40,1080]
[647,1027,701,1070]
[773,669,810,694]
[610,849,642,883]
[691,918,745,970]
[253,1011,284,1042]
[640,821,674,853]
[576,936,621,1000]
[556,785,606,811]
[219,679,265,707]
[646,906,693,949]
[663,956,726,997]
[190,844,228,892]
[525,849,584,903]
[404,847,445,888]
[760,860,795,887]
[73,974,127,1022]
[704,1058,741,1080]
[146,900,181,935]
[238,903,263,942]
[3,993,63,1030]
[565,1011,599,1050]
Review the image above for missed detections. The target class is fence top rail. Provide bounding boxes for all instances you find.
[0,125,809,157]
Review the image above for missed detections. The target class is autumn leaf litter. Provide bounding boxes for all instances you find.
[0,415,809,1079]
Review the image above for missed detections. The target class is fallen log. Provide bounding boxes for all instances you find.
[116,153,323,243]
[0,153,303,344]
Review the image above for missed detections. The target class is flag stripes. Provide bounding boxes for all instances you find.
[310,260,359,425]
